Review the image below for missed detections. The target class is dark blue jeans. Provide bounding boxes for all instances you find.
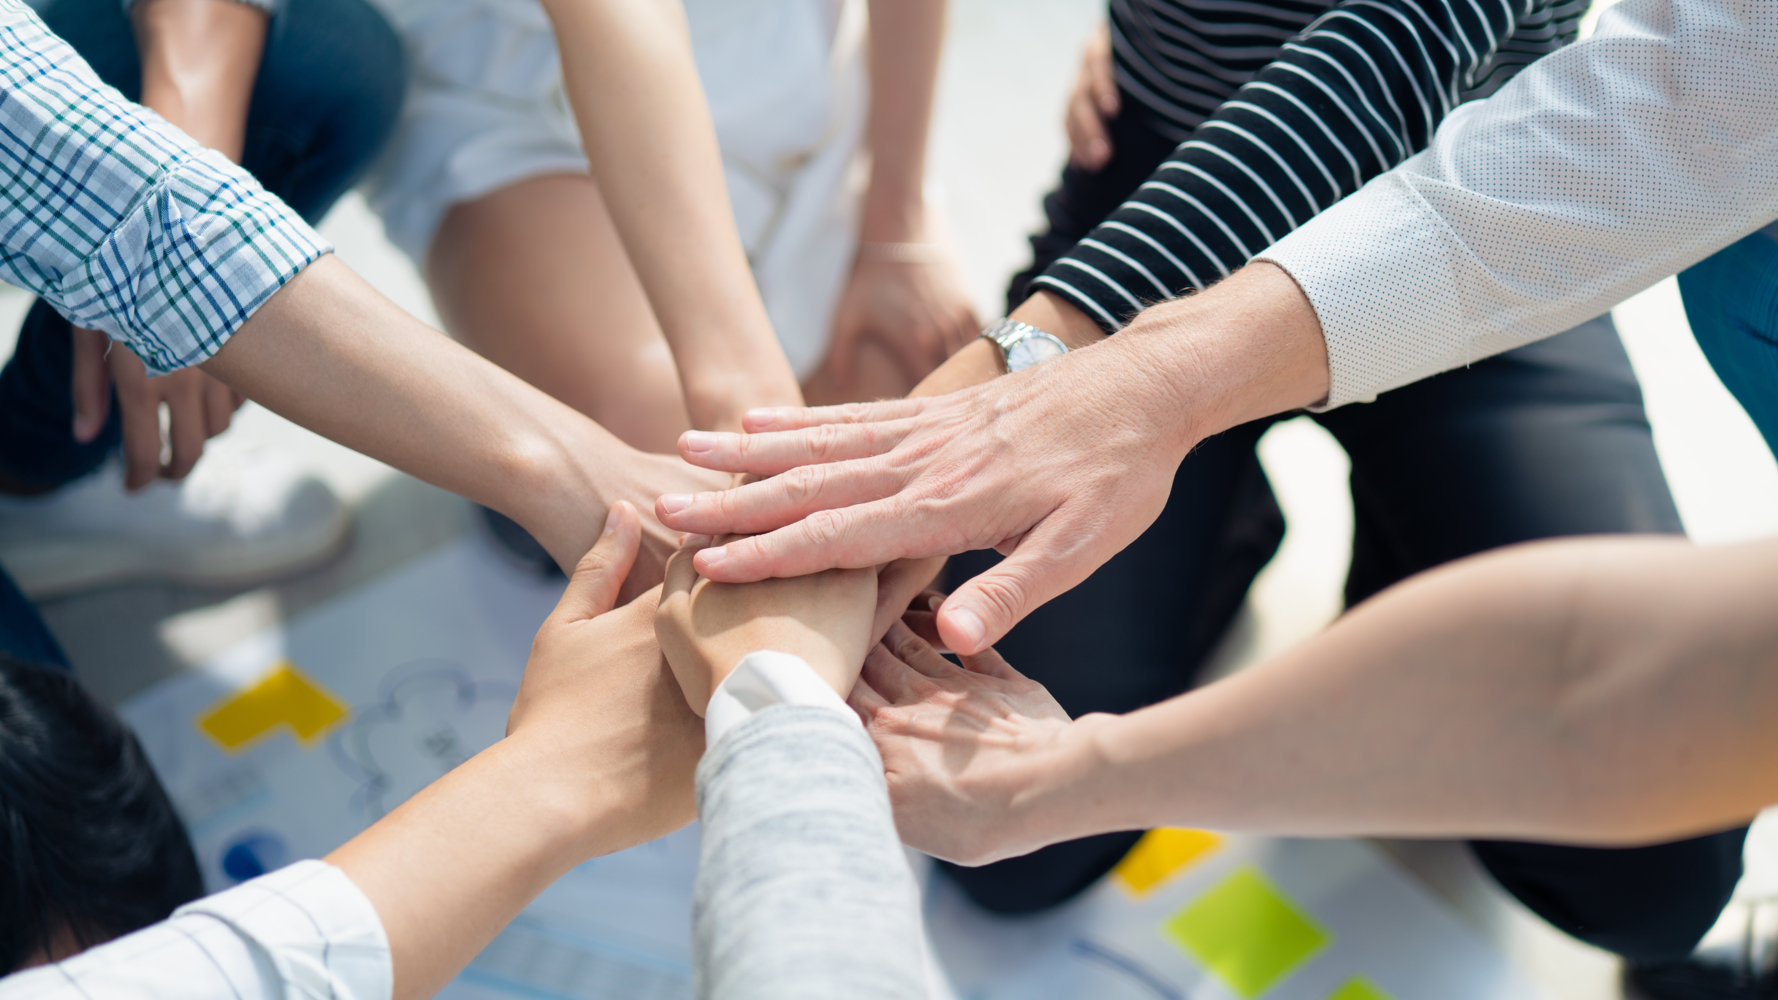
[0,0,405,495]
[945,102,1749,964]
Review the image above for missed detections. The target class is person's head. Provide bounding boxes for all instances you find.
[0,654,202,973]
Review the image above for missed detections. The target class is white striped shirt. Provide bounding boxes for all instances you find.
[1034,0,1586,331]
[0,861,390,1000]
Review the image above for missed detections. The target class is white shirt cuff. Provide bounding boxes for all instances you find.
[705,651,862,748]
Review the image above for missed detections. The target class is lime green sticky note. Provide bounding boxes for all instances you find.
[1163,866,1331,997]
[1327,976,1394,1000]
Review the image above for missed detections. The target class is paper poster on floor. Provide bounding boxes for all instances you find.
[120,536,1556,1000]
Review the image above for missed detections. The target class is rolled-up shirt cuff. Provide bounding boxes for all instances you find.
[705,650,861,748]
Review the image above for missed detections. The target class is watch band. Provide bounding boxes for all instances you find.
[980,317,1048,356]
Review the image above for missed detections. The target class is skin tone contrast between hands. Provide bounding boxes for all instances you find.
[855,535,1778,865]
[656,264,1331,654]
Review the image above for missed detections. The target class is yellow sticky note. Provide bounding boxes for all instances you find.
[198,661,348,752]
[1114,828,1224,896]
[1164,866,1331,998]
[1327,977,1394,1000]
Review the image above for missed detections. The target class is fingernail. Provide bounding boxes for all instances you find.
[947,607,985,650]
[699,545,727,569]
[71,415,96,442]
[681,430,715,454]
[1089,139,1109,161]
[600,503,623,536]
[928,594,944,612]
[744,408,779,429]
[659,493,692,515]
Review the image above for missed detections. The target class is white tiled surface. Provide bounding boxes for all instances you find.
[2,1,1775,996]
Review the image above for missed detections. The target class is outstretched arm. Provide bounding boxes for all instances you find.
[329,503,703,1000]
[203,256,724,591]
[857,535,1778,866]
[538,0,803,430]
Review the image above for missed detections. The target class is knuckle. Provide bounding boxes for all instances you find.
[800,506,850,549]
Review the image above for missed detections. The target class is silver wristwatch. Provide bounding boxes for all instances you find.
[980,317,1068,373]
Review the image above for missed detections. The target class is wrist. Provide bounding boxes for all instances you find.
[1117,263,1329,447]
[1006,713,1125,852]
[859,186,927,244]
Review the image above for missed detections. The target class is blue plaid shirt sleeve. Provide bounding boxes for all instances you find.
[0,0,326,374]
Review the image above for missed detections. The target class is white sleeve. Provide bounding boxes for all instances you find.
[703,650,862,747]
[0,861,391,1000]
[1256,0,1778,410]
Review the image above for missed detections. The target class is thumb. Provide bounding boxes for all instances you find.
[552,501,642,623]
[936,518,1086,655]
[69,327,112,443]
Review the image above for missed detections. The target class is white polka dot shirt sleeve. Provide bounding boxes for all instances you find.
[0,861,391,1000]
[1257,0,1778,410]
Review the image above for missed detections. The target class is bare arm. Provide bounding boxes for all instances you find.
[859,535,1778,865]
[201,255,725,593]
[536,0,802,431]
[328,504,703,1000]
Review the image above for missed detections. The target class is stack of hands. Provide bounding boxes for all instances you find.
[495,499,1079,877]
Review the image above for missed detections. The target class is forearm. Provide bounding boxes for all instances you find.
[858,0,945,243]
[201,256,646,571]
[327,732,638,1000]
[131,0,267,162]
[539,0,801,430]
[1034,536,1778,847]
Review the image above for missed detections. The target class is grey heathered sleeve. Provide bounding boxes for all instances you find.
[693,706,925,1000]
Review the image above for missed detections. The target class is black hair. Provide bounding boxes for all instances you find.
[0,654,202,973]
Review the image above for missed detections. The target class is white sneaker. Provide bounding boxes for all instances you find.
[0,442,351,598]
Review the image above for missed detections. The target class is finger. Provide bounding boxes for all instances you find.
[689,493,920,583]
[859,640,938,706]
[900,609,948,652]
[674,418,909,477]
[937,516,1091,655]
[959,646,1024,682]
[883,620,962,680]
[69,327,112,443]
[847,673,891,718]
[871,556,945,644]
[876,321,943,384]
[162,379,209,481]
[1066,88,1112,170]
[111,355,164,492]
[203,372,237,438]
[660,531,713,607]
[740,396,931,434]
[659,457,905,538]
[551,501,642,623]
[1088,29,1120,118]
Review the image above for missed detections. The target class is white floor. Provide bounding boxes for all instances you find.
[3,0,1776,996]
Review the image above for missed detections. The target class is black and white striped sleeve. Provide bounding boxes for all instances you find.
[1031,0,1584,331]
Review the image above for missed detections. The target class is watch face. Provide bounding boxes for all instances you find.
[1007,332,1068,372]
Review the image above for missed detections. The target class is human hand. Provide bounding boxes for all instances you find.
[1066,22,1119,171]
[657,534,877,714]
[654,335,1188,655]
[851,621,1096,866]
[508,501,704,855]
[654,265,1331,654]
[605,452,732,605]
[71,326,245,489]
[824,246,979,390]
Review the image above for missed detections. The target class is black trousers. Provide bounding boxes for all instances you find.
[942,105,1748,963]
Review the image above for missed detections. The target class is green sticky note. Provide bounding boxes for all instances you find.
[1163,866,1331,997]
[1327,976,1394,1000]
